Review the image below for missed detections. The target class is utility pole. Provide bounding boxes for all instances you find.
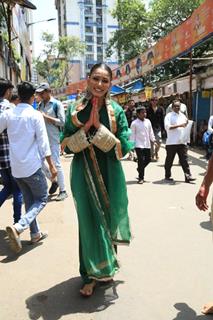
[6,4,12,80]
[189,50,193,119]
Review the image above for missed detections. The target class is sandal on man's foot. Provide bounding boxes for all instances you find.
[80,281,96,297]
[30,232,48,244]
[6,226,22,253]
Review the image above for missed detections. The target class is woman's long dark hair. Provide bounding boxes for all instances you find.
[89,63,112,80]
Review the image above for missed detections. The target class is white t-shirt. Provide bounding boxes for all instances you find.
[0,103,51,178]
[164,111,188,145]
[130,118,155,148]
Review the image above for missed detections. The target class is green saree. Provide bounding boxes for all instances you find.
[61,96,133,283]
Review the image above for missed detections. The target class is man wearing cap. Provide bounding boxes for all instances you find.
[36,83,68,201]
[130,105,156,184]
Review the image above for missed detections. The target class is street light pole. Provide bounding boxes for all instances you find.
[26,18,56,27]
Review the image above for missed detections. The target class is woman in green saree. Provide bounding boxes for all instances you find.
[61,63,133,296]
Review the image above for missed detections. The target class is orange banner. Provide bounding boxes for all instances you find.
[112,0,213,85]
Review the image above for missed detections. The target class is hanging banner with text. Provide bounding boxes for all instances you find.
[112,0,213,85]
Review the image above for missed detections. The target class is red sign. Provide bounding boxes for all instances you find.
[66,79,87,95]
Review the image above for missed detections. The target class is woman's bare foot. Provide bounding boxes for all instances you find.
[201,302,213,314]
[80,281,96,297]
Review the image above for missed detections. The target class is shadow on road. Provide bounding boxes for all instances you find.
[0,229,9,256]
[26,277,123,320]
[200,219,213,232]
[0,228,43,263]
[152,179,181,185]
[188,155,207,171]
[173,302,213,319]
[126,180,138,185]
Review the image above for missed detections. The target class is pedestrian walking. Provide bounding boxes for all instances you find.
[164,100,195,182]
[146,97,164,161]
[130,106,156,184]
[0,78,22,224]
[195,154,213,314]
[61,63,132,297]
[124,99,137,160]
[0,81,57,253]
[36,83,68,201]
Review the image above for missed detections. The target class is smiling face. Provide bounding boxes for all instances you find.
[87,67,111,99]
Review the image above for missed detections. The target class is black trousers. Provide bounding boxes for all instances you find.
[164,144,190,178]
[135,148,151,180]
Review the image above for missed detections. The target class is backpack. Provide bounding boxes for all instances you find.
[52,101,64,132]
[202,131,211,145]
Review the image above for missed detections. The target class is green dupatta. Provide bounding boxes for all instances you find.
[61,96,133,283]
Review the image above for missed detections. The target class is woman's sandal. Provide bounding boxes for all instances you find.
[80,281,96,297]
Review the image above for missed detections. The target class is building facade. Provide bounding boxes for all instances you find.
[55,0,118,82]
[0,3,33,83]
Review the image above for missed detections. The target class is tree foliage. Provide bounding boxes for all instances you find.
[148,0,203,41]
[34,32,85,88]
[108,0,210,82]
[146,0,209,82]
[106,0,147,63]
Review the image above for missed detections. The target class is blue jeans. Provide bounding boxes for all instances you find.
[42,143,66,192]
[14,168,48,237]
[0,168,22,223]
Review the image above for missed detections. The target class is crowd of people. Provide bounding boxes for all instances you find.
[124,95,196,184]
[1,63,213,311]
[0,78,67,252]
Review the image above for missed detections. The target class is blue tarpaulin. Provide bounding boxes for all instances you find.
[110,85,125,95]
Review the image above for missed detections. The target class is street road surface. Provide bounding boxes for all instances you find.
[1,146,213,320]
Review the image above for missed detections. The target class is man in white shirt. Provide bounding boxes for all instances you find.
[36,83,68,201]
[130,106,156,184]
[0,82,57,253]
[164,100,195,183]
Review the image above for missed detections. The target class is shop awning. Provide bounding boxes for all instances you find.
[2,0,37,9]
[124,79,144,93]
[110,85,125,95]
